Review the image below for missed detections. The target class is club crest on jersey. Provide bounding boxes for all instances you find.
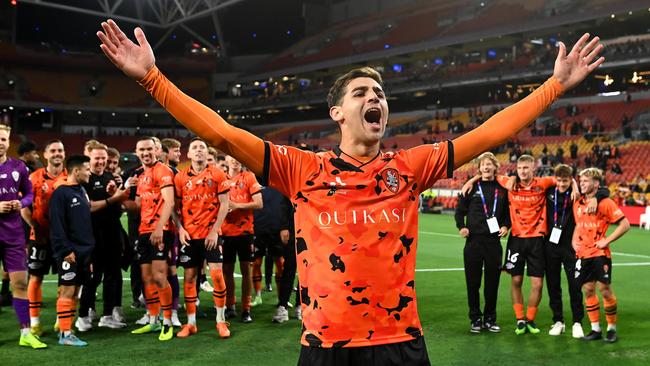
[380,168,400,193]
[12,171,20,182]
[186,180,193,189]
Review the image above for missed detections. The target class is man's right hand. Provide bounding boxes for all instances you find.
[280,229,290,245]
[459,228,470,238]
[64,252,76,264]
[178,226,191,246]
[97,19,155,80]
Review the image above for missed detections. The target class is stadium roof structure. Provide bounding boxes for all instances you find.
[18,0,243,53]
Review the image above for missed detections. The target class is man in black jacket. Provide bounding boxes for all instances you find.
[544,164,608,338]
[455,152,510,333]
[49,155,94,346]
[77,142,126,331]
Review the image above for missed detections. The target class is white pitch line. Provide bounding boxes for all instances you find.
[414,262,650,272]
[421,231,650,259]
[43,273,242,284]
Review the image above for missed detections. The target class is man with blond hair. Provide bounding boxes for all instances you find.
[573,168,629,343]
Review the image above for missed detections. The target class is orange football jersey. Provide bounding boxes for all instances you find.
[498,175,555,238]
[174,165,229,239]
[264,141,452,348]
[221,170,262,236]
[573,196,625,259]
[29,168,67,241]
[136,161,174,234]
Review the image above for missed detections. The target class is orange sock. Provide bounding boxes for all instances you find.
[211,269,226,308]
[145,283,160,317]
[274,257,284,292]
[158,284,173,320]
[526,306,538,322]
[184,281,198,316]
[586,295,600,323]
[253,259,263,294]
[604,296,617,326]
[56,298,76,333]
[242,295,252,312]
[513,303,524,320]
[28,277,43,319]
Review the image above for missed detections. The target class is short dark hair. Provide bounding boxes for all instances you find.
[554,164,573,178]
[66,155,90,171]
[327,67,383,108]
[136,136,156,145]
[44,139,64,151]
[18,140,38,155]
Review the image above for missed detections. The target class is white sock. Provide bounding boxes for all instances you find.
[172,309,178,317]
[163,318,172,326]
[591,322,601,332]
[607,324,616,331]
[149,315,157,324]
[63,330,72,337]
[216,307,225,323]
[21,327,31,336]
[30,317,40,326]
[187,313,196,325]
[256,291,261,297]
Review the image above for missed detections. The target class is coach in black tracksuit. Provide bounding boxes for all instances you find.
[455,153,510,332]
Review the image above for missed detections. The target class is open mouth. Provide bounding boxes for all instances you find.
[364,108,382,127]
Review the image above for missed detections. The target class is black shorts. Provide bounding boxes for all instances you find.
[222,235,254,264]
[504,236,546,277]
[576,256,612,285]
[253,232,284,259]
[136,231,174,264]
[27,241,55,276]
[57,255,91,287]
[297,337,430,366]
[178,239,223,268]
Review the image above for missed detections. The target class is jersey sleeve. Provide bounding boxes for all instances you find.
[496,175,510,188]
[601,198,625,224]
[451,77,564,168]
[19,163,34,208]
[138,66,265,176]
[403,141,453,192]
[262,141,319,199]
[246,172,262,196]
[155,164,175,188]
[539,176,556,190]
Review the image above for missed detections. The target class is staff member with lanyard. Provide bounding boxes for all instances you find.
[545,164,607,337]
[455,152,510,333]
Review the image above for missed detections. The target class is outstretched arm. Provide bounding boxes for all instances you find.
[97,20,264,175]
[452,34,604,168]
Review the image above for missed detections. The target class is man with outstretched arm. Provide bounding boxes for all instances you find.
[98,20,603,365]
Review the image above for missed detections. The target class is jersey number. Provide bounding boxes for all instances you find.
[507,250,519,264]
[30,247,47,261]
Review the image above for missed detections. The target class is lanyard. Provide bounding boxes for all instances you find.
[477,182,498,218]
[554,188,570,228]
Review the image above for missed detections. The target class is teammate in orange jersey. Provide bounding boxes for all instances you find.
[174,137,231,338]
[98,19,604,364]
[221,156,263,323]
[21,140,67,336]
[573,168,629,343]
[129,136,176,341]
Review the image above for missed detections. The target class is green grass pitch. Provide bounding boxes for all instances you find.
[1,214,648,365]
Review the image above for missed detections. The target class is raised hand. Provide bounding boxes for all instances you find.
[553,33,605,91]
[97,19,155,80]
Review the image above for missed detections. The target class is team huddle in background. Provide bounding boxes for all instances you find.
[0,125,298,348]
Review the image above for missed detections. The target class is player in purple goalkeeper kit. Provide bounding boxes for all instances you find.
[0,124,46,349]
